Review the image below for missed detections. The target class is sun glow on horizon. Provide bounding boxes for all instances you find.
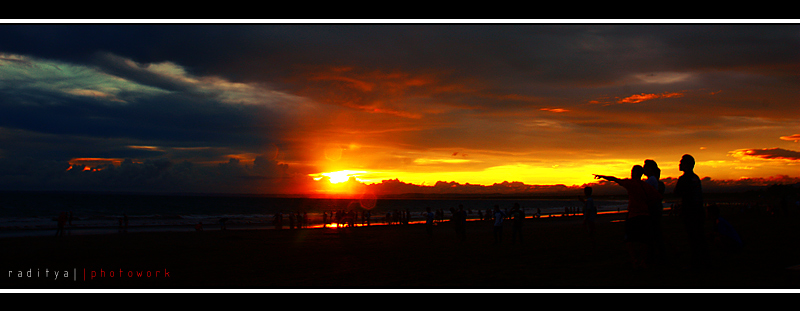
[312,170,368,184]
[306,157,721,191]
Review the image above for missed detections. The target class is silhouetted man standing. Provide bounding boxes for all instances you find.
[674,154,708,270]
[595,165,662,269]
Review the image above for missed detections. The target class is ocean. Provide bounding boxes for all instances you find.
[0,191,630,237]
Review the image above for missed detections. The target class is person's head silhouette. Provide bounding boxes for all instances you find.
[680,154,695,173]
[631,165,644,180]
[644,159,660,178]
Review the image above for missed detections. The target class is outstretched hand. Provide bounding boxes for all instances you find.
[593,174,617,182]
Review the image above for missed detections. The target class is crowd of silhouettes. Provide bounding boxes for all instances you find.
[590,154,723,270]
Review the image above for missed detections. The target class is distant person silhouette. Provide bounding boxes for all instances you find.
[595,165,662,269]
[219,217,228,230]
[579,187,597,235]
[492,204,506,244]
[510,203,525,244]
[456,205,467,241]
[425,207,435,237]
[707,203,743,252]
[274,211,283,230]
[674,154,708,270]
[55,212,67,237]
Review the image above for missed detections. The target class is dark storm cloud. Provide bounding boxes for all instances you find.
[0,24,323,193]
[3,24,797,88]
[0,76,285,157]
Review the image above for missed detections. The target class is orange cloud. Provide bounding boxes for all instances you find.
[780,134,800,142]
[618,92,684,104]
[540,108,569,113]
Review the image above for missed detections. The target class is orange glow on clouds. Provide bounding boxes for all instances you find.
[66,158,124,172]
[618,92,684,104]
[68,158,124,168]
[780,134,800,142]
[540,108,569,113]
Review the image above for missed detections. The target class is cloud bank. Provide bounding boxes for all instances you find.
[2,24,800,195]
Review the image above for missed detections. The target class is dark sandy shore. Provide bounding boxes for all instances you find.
[3,209,800,291]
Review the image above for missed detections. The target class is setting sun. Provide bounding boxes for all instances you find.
[313,170,367,184]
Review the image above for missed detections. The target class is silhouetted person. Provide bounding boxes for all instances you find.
[361,210,366,226]
[579,187,597,235]
[425,207,435,237]
[274,211,283,230]
[492,205,506,244]
[297,212,302,228]
[219,217,228,230]
[55,212,67,237]
[708,203,743,252]
[674,154,708,270]
[595,165,662,270]
[644,159,666,265]
[452,205,467,241]
[510,203,524,244]
[458,205,467,241]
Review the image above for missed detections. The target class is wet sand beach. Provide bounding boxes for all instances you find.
[3,209,800,291]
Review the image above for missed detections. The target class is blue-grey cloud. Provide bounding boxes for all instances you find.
[0,52,309,162]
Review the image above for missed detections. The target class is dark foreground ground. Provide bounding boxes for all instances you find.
[3,209,800,292]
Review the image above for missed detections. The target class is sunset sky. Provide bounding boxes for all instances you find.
[1,22,798,196]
